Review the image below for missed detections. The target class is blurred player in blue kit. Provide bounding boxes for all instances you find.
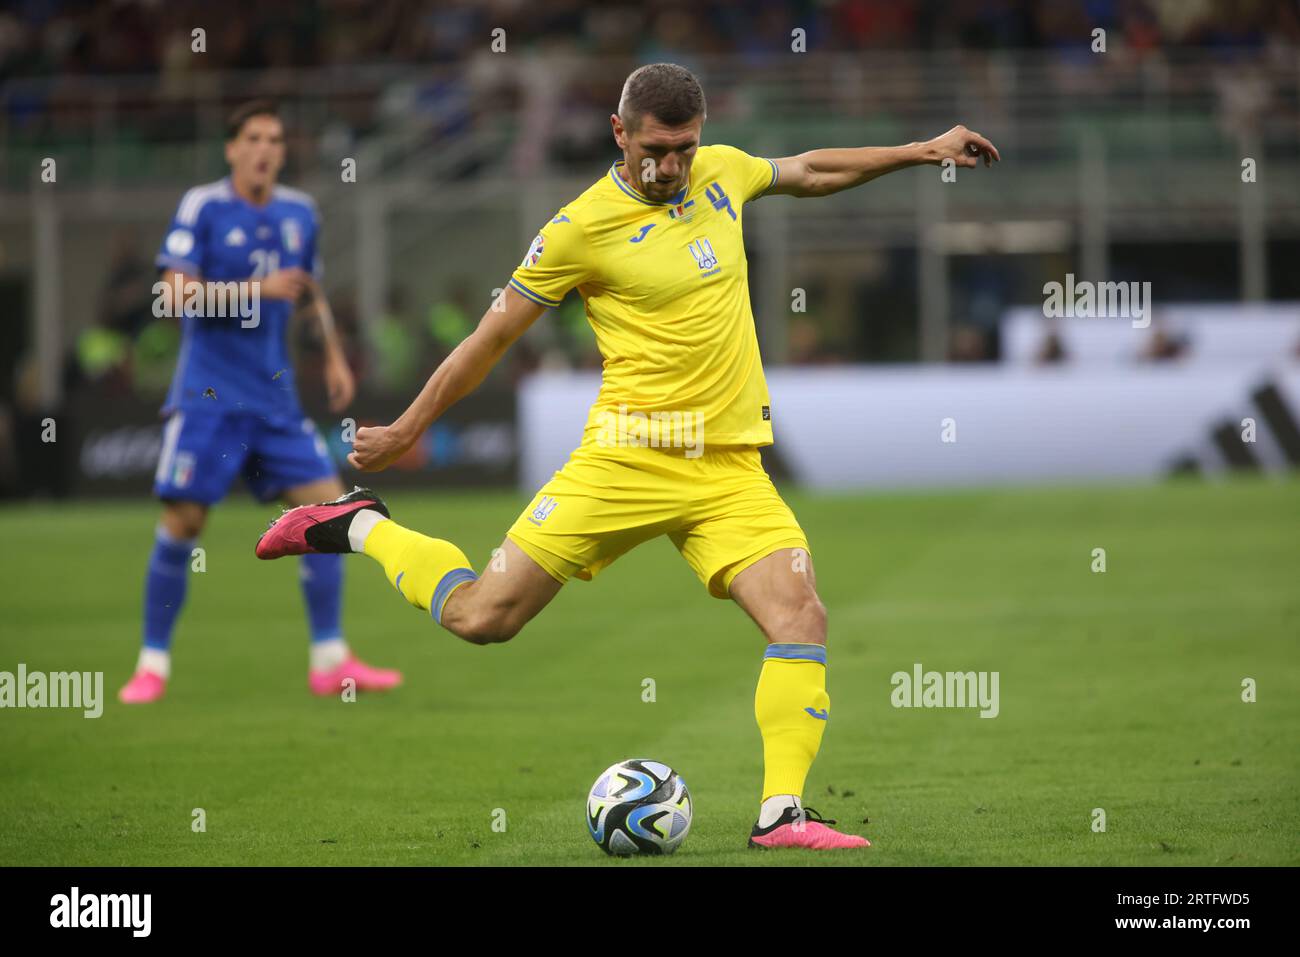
[119,100,401,703]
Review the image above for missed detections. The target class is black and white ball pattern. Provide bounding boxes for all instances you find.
[586,758,692,855]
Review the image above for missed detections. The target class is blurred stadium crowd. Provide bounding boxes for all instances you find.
[3,0,1295,81]
[5,0,1297,168]
[1,0,1298,498]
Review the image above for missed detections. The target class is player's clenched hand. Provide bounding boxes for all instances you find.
[924,125,1000,168]
[259,267,311,301]
[348,424,411,473]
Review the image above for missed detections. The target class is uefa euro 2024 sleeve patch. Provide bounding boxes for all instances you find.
[521,234,544,268]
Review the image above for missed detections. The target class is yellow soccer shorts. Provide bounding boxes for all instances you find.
[507,441,809,599]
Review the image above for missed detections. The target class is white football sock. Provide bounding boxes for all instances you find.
[310,637,349,672]
[758,794,802,828]
[347,508,387,552]
[137,647,171,680]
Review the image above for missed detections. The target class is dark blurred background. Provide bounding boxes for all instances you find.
[1,0,1298,496]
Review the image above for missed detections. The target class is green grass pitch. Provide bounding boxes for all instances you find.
[1,477,1296,866]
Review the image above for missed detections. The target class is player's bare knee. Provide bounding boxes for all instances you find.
[161,502,205,540]
[771,591,827,645]
[442,606,489,645]
[797,592,828,643]
[491,617,524,644]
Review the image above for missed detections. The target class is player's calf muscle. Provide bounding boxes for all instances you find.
[439,584,525,645]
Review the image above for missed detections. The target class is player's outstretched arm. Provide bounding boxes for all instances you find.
[348,284,546,472]
[766,125,1000,198]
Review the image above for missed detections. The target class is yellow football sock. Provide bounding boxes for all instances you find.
[754,643,829,800]
[360,518,476,624]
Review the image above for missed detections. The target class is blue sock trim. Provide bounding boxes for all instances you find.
[764,642,827,664]
[395,571,405,595]
[431,568,477,624]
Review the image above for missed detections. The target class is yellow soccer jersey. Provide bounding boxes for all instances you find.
[509,143,780,448]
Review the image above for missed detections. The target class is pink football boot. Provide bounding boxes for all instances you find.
[309,654,403,696]
[256,487,388,560]
[748,806,871,850]
[118,669,167,704]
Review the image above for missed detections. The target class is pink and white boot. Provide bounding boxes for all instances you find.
[748,805,871,850]
[118,669,167,704]
[309,654,403,696]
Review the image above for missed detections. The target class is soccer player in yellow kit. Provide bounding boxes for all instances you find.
[257,63,998,849]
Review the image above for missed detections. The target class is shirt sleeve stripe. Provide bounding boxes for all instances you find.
[508,277,561,307]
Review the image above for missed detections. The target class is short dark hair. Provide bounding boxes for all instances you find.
[225,99,280,140]
[618,63,706,131]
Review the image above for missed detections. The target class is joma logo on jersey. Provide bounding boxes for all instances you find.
[527,495,559,526]
[688,238,720,275]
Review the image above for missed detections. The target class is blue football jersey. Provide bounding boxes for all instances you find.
[155,178,321,414]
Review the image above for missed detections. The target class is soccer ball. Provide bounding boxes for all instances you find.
[586,758,692,856]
